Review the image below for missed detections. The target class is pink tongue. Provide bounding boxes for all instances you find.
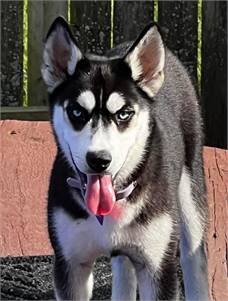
[85,175,116,215]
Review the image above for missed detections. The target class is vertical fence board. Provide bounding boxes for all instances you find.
[158,1,198,82]
[27,1,45,106]
[70,1,111,55]
[43,1,68,37]
[1,1,23,106]
[27,1,67,106]
[113,0,154,47]
[202,1,227,149]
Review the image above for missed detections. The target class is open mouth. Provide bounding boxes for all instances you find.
[85,174,116,216]
[67,143,136,221]
[66,143,116,216]
[67,168,137,226]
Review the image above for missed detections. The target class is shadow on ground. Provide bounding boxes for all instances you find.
[1,255,184,300]
[1,256,111,300]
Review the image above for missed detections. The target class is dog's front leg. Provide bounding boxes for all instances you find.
[111,255,137,301]
[136,266,156,301]
[136,261,179,301]
[54,254,94,301]
[180,231,209,301]
[179,168,209,300]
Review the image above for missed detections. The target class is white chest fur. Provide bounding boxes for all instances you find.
[53,203,173,272]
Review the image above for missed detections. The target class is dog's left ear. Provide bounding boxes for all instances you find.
[124,23,165,97]
[41,16,82,93]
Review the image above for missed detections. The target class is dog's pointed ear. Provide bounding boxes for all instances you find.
[124,23,165,97]
[41,16,82,93]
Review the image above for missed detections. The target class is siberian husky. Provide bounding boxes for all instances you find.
[41,17,209,300]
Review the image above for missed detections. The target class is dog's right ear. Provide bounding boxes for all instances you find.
[41,16,82,93]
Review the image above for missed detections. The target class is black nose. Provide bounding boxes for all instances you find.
[86,151,112,172]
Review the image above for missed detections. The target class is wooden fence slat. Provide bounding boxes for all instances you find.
[113,0,154,47]
[70,1,111,55]
[204,147,228,300]
[1,1,23,106]
[201,1,227,149]
[43,1,68,38]
[158,1,198,82]
[1,106,49,121]
[27,1,68,107]
[27,1,45,107]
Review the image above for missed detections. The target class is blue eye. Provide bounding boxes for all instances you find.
[66,103,89,125]
[116,111,134,122]
[73,109,82,117]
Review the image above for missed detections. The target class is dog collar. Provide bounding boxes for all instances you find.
[66,175,137,225]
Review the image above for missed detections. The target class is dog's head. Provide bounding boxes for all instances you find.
[41,17,165,189]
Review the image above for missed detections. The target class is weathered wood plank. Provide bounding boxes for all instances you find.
[27,1,45,107]
[204,147,228,301]
[0,121,55,256]
[70,1,111,54]
[113,1,154,47]
[43,1,68,35]
[158,1,198,82]
[201,1,227,149]
[1,106,49,121]
[1,1,23,106]
[27,1,67,106]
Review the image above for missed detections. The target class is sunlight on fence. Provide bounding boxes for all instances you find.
[153,0,158,23]
[1,0,227,148]
[22,0,28,107]
[197,0,202,91]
